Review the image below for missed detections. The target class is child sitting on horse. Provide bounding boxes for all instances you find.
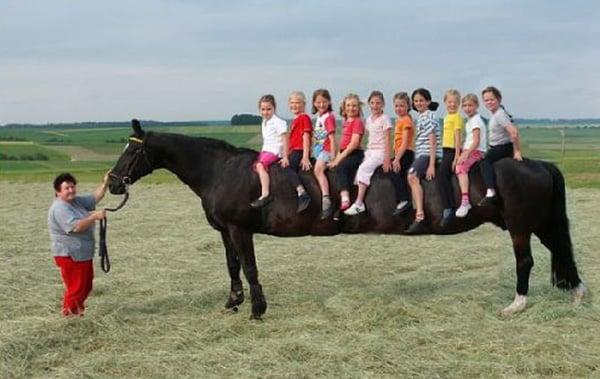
[455,93,487,217]
[478,86,523,207]
[328,93,365,213]
[285,91,313,212]
[405,88,442,234]
[311,89,337,219]
[438,89,464,227]
[251,94,310,212]
[390,91,415,216]
[344,90,392,215]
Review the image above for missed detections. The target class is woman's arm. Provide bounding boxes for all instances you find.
[72,210,106,233]
[93,172,110,203]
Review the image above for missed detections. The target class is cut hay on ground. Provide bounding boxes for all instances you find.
[1,183,598,377]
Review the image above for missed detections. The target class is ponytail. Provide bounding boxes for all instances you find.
[500,104,514,122]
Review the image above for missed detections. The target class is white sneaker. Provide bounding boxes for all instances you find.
[455,203,472,218]
[344,202,366,215]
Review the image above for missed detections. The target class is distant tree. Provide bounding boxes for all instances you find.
[231,114,261,125]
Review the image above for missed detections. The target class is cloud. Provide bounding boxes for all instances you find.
[1,0,599,122]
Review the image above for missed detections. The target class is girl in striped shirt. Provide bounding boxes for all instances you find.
[405,88,442,234]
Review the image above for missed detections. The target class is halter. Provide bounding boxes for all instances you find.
[99,136,147,273]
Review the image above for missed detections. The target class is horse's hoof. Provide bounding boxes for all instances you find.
[500,294,527,316]
[222,306,239,315]
[249,313,263,321]
[572,283,587,306]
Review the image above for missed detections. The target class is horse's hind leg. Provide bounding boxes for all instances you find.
[221,231,244,313]
[502,232,534,316]
[226,225,267,320]
[536,231,586,305]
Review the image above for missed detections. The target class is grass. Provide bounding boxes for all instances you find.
[1,183,599,377]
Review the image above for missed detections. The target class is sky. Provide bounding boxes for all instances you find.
[1,0,599,124]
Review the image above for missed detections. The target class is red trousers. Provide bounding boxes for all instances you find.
[54,256,94,316]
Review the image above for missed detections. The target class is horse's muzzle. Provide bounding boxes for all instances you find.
[108,174,129,195]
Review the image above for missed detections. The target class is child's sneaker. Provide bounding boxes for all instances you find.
[296,192,311,213]
[392,200,411,216]
[455,203,472,218]
[344,202,366,216]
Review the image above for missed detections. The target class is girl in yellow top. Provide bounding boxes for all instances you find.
[439,89,464,227]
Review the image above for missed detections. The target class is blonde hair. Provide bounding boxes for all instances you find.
[339,93,363,119]
[393,92,411,109]
[462,93,479,106]
[289,90,306,103]
[444,89,461,103]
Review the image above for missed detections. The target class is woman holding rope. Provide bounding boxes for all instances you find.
[47,172,109,316]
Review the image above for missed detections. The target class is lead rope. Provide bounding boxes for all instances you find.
[99,190,129,273]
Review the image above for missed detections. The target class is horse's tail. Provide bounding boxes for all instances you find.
[542,162,581,289]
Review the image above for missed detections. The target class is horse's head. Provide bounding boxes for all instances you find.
[108,119,154,194]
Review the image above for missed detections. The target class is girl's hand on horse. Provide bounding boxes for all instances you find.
[514,151,523,161]
[301,158,312,171]
[452,157,459,171]
[426,165,435,181]
[327,157,340,169]
[392,158,401,173]
[383,159,392,173]
[280,157,290,168]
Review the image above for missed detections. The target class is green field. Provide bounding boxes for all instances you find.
[0,123,599,187]
[1,183,599,377]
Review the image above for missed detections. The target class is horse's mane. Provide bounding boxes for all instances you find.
[146,131,255,155]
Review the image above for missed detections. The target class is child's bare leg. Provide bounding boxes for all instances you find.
[256,163,270,198]
[355,182,367,205]
[408,173,424,221]
[458,173,469,198]
[340,189,351,210]
[456,172,472,217]
[314,160,330,196]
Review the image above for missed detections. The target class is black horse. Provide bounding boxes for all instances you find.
[109,120,586,319]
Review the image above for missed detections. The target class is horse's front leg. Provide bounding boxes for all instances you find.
[502,232,534,316]
[227,226,267,320]
[220,231,244,313]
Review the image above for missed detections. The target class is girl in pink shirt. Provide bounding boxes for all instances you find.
[328,93,365,214]
[345,91,392,215]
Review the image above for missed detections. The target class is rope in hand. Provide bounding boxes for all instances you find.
[99,191,129,273]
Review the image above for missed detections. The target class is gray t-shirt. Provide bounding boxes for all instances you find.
[48,195,96,261]
[488,107,513,146]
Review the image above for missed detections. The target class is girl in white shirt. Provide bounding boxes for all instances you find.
[455,94,487,217]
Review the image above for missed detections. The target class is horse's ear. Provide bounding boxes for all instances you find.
[131,119,144,137]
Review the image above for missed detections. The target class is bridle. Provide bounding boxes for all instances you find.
[99,136,150,273]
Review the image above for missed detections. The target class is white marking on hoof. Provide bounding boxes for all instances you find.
[501,294,528,316]
[572,282,587,306]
